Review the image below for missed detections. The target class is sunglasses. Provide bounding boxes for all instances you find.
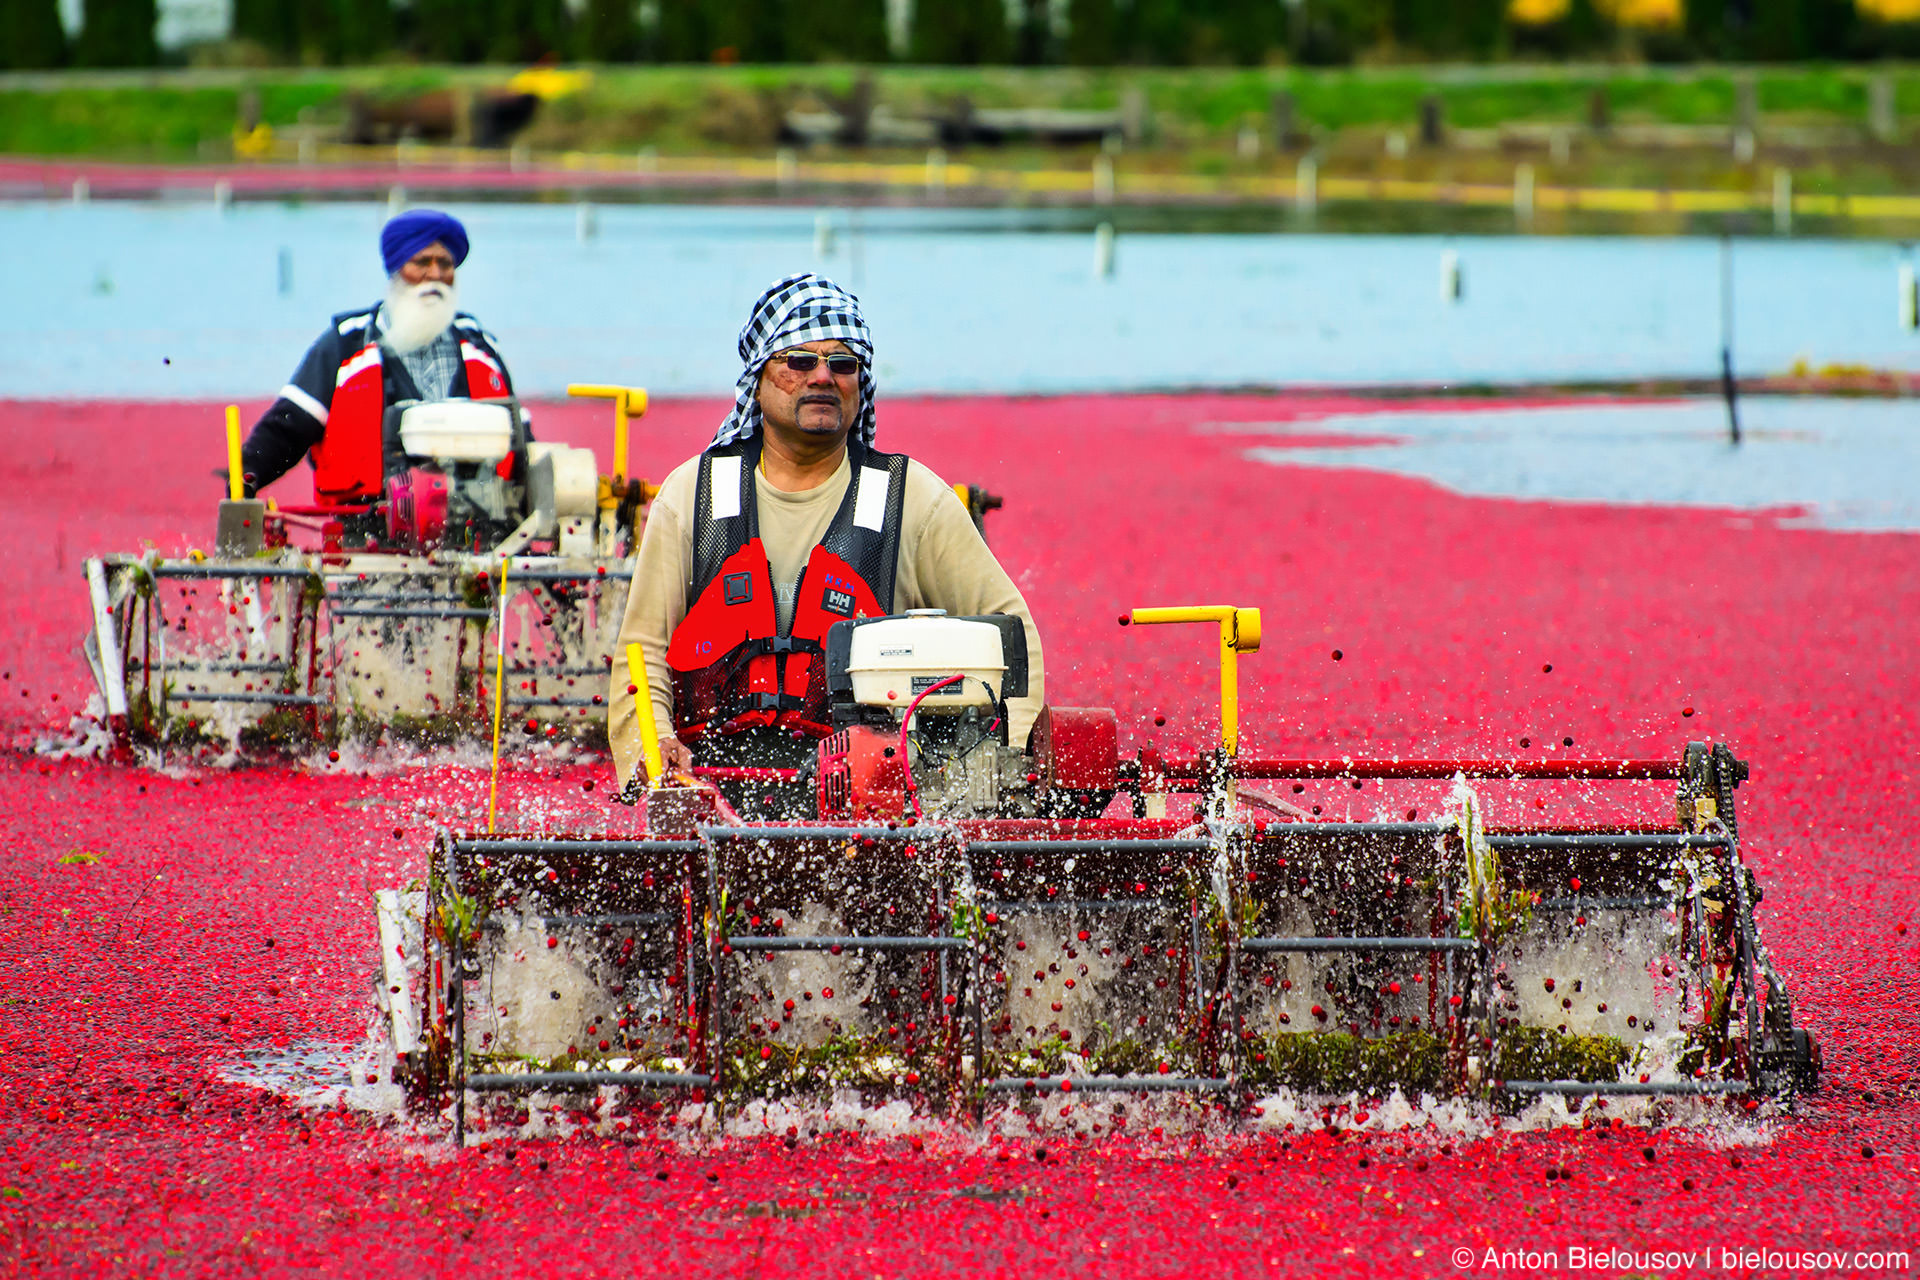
[773,351,861,376]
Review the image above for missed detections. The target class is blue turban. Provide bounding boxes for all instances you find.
[710,273,876,449]
[380,209,470,276]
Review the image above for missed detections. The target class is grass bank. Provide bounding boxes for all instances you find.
[4,62,1920,161]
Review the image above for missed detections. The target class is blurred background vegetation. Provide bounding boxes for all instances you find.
[6,0,1920,202]
[6,0,1920,72]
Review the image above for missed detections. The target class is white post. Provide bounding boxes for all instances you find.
[814,212,835,257]
[1900,260,1918,331]
[213,179,232,212]
[576,200,597,242]
[1514,162,1535,226]
[1093,221,1115,279]
[1296,155,1317,216]
[71,176,90,204]
[775,147,798,189]
[386,185,406,216]
[1093,154,1114,205]
[86,560,128,720]
[1772,168,1792,235]
[1237,120,1260,160]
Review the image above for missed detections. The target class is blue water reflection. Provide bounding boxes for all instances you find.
[1233,397,1920,532]
[3,200,1917,397]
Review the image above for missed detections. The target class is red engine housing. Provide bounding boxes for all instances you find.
[1029,706,1119,793]
[816,725,909,821]
[384,468,450,550]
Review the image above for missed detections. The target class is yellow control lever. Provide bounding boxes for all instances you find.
[1123,605,1262,757]
[625,641,666,787]
[567,384,649,483]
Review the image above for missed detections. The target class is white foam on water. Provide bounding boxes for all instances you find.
[471,915,615,1061]
[1497,909,1683,1040]
[996,912,1127,1052]
[738,903,877,1048]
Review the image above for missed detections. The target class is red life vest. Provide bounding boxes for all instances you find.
[308,322,513,503]
[666,438,908,742]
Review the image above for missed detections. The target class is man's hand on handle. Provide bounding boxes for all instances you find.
[654,735,693,780]
[618,734,693,804]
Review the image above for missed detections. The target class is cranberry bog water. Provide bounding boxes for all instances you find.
[3,392,1916,1277]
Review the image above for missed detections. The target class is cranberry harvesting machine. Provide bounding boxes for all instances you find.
[374,604,1820,1141]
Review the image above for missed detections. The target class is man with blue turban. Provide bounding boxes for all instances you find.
[239,208,517,506]
[608,272,1045,793]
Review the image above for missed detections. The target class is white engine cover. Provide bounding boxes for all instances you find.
[397,401,515,463]
[846,612,1007,709]
[526,443,600,557]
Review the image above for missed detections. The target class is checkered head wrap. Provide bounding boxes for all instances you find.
[709,273,876,449]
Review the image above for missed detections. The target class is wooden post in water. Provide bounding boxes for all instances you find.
[1719,234,1742,447]
[1093,154,1114,205]
[1899,253,1917,331]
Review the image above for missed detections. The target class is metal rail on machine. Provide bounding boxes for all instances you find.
[445,836,712,1146]
[1158,758,1687,781]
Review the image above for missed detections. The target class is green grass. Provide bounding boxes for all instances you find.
[1,63,1916,160]
[0,83,340,158]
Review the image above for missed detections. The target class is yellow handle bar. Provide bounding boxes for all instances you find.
[1124,605,1261,757]
[224,404,244,502]
[625,641,666,787]
[567,384,649,483]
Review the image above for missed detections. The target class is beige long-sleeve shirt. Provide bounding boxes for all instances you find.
[608,448,1044,789]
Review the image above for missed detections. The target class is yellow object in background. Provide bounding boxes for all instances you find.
[567,383,648,482]
[1508,0,1570,24]
[507,68,593,101]
[487,557,512,832]
[233,123,274,159]
[1859,0,1920,21]
[224,404,244,501]
[1594,0,1682,27]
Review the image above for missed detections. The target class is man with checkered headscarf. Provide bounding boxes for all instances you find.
[608,273,1045,792]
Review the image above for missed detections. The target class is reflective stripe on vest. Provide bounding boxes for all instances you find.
[461,340,509,399]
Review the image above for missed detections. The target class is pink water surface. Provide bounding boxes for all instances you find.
[1,393,1915,1276]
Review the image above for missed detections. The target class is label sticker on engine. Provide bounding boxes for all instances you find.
[821,587,855,617]
[911,675,957,693]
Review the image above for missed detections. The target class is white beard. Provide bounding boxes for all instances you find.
[382,278,458,354]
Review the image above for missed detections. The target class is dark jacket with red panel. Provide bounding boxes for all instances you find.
[240,307,515,503]
[666,436,909,742]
